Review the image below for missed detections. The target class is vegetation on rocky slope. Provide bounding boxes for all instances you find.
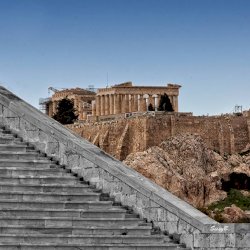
[199,189,250,222]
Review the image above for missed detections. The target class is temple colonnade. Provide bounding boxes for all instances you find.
[93,93,179,116]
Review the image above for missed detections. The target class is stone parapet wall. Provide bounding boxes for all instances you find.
[68,113,250,160]
[0,86,249,249]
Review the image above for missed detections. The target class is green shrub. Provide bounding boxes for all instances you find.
[208,189,250,211]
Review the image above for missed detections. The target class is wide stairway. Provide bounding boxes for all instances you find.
[0,125,188,250]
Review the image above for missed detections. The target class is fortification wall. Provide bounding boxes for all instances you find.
[68,114,250,160]
[0,86,249,249]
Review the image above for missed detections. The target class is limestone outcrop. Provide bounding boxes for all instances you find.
[222,205,248,223]
[124,134,250,208]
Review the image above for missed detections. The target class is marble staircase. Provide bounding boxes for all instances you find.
[0,125,188,250]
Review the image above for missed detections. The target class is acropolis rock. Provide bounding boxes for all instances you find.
[124,134,250,208]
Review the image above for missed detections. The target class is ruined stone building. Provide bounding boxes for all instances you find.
[40,88,96,120]
[92,82,181,117]
[40,82,181,121]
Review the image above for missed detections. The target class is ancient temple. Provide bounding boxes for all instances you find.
[40,88,96,120]
[40,82,181,121]
[92,82,181,116]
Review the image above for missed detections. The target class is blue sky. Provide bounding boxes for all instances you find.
[0,0,249,115]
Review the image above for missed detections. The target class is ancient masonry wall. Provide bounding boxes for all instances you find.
[68,114,250,160]
[0,86,249,249]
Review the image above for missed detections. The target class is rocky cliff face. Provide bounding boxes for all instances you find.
[124,134,250,208]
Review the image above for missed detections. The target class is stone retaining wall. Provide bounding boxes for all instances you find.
[0,86,249,249]
[68,112,250,160]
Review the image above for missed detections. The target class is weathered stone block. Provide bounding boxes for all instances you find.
[165,221,178,235]
[38,130,49,142]
[99,178,112,193]
[67,154,80,169]
[225,233,236,247]
[120,190,137,209]
[26,130,40,141]
[79,155,96,170]
[180,232,194,249]
[4,117,20,130]
[147,207,159,222]
[101,169,115,182]
[19,118,37,131]
[82,167,100,182]
[166,211,179,222]
[236,233,250,247]
[150,200,161,208]
[31,141,46,152]
[209,233,226,247]
[108,181,122,196]
[157,207,167,221]
[136,192,150,210]
[194,233,210,248]
[46,141,59,155]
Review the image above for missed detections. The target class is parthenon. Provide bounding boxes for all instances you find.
[93,82,181,116]
[40,82,181,120]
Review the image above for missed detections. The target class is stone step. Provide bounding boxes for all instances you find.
[0,131,16,136]
[0,151,44,160]
[0,167,72,177]
[0,200,113,210]
[0,225,152,236]
[0,191,100,202]
[0,137,22,144]
[0,183,94,193]
[0,234,172,244]
[0,243,187,250]
[0,131,21,137]
[0,129,13,134]
[0,126,188,250]
[0,159,55,168]
[0,176,79,185]
[0,217,145,227]
[0,207,127,219]
[0,144,28,152]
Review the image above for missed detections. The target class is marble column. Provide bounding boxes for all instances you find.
[109,94,114,115]
[173,95,178,112]
[152,94,159,111]
[48,102,53,117]
[52,101,58,114]
[114,94,121,114]
[100,95,105,116]
[139,95,146,111]
[121,95,126,113]
[130,95,135,112]
[105,95,109,115]
[137,95,141,112]
[128,95,133,112]
[95,96,100,116]
[133,95,138,112]
[92,100,96,116]
[125,94,130,113]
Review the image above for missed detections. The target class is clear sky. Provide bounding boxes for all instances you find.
[0,0,249,115]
